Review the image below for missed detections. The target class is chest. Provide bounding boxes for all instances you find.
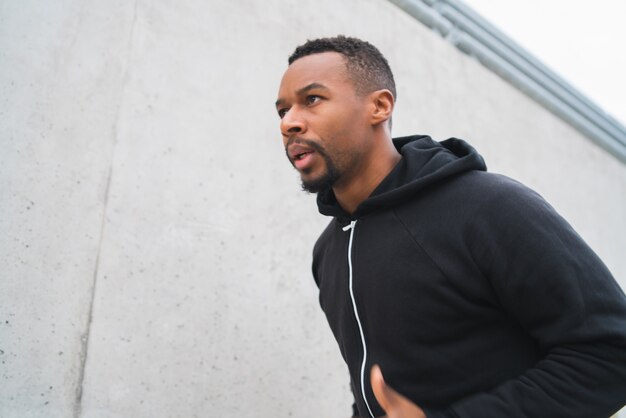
[314,212,503,346]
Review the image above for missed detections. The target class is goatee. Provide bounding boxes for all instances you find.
[285,137,340,194]
[300,161,339,193]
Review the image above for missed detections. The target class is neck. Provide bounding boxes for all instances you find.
[333,135,401,215]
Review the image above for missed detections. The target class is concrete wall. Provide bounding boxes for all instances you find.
[1,0,624,417]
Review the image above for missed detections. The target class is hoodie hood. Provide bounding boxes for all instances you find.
[316,135,487,219]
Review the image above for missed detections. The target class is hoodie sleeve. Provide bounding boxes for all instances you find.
[430,179,626,418]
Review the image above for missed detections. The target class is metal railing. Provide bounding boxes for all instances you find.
[388,0,626,164]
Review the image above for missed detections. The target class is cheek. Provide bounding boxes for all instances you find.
[327,107,362,133]
[335,111,367,141]
[315,102,367,145]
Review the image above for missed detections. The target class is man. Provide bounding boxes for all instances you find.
[275,35,626,418]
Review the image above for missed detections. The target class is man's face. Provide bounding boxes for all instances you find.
[276,52,371,193]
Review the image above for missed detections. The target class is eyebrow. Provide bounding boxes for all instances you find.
[275,82,329,108]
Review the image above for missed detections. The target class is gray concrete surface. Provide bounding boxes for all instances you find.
[1,1,138,416]
[1,0,624,417]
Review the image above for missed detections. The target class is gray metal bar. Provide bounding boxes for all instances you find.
[387,0,626,164]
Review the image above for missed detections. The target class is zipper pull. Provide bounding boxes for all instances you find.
[342,220,357,232]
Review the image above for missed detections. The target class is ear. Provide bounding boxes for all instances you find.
[369,89,394,127]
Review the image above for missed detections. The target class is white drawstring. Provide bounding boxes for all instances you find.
[343,220,375,418]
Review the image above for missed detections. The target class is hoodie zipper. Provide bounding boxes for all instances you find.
[342,220,375,418]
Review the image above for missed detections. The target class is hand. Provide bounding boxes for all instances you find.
[370,364,426,418]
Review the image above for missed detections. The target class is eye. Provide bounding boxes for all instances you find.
[277,108,289,119]
[306,95,322,105]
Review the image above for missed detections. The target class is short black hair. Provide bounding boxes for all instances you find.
[288,35,396,100]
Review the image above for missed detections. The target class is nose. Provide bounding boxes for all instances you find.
[280,107,307,142]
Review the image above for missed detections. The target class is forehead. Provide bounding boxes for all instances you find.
[278,52,353,95]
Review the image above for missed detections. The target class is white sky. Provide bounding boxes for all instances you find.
[461,0,626,125]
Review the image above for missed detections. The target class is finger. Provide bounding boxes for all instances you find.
[371,365,426,418]
[371,364,391,411]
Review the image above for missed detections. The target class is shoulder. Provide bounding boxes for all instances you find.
[448,170,541,201]
[312,219,343,265]
[313,219,341,253]
[395,170,550,225]
[437,171,556,222]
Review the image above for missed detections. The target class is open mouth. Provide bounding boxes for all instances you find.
[288,144,315,162]
[287,141,320,171]
[291,149,316,171]
[294,151,312,160]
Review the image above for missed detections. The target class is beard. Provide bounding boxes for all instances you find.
[300,154,339,193]
[285,137,340,194]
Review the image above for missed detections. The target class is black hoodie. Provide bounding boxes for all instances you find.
[312,135,626,418]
